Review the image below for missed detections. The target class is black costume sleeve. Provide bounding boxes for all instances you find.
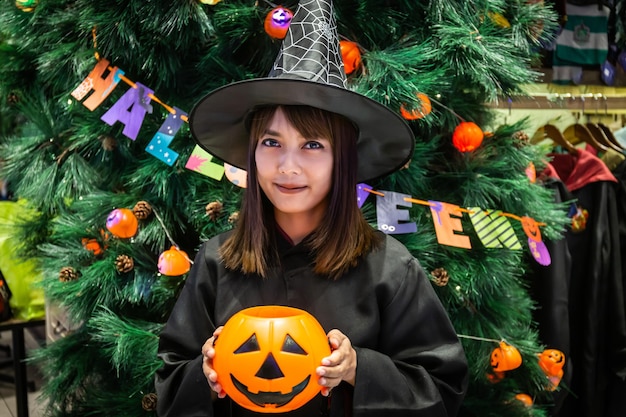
[155,239,220,417]
[350,256,468,417]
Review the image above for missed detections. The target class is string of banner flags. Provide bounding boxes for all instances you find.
[69,56,551,266]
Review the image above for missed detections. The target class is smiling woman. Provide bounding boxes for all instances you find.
[155,1,468,416]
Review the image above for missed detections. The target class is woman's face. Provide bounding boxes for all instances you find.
[255,107,333,228]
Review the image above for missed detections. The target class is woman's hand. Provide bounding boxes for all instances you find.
[316,329,357,397]
[202,326,226,399]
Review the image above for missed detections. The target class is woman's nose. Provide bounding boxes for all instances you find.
[278,150,301,175]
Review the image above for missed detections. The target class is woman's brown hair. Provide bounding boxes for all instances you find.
[219,105,381,279]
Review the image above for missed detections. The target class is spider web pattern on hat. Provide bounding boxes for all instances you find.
[270,0,347,88]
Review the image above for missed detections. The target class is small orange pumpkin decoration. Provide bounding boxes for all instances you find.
[106,208,138,238]
[452,121,484,152]
[400,93,432,120]
[264,7,293,40]
[514,393,533,407]
[521,216,542,242]
[339,40,361,75]
[81,238,103,256]
[538,348,565,390]
[490,341,522,372]
[213,306,331,413]
[158,246,191,276]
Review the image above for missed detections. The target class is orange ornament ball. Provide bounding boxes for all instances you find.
[158,246,191,276]
[106,208,138,238]
[339,40,361,75]
[264,7,293,40]
[400,93,432,120]
[490,341,522,372]
[213,306,331,413]
[452,121,484,152]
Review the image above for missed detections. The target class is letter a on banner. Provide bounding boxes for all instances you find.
[71,59,124,111]
[468,207,522,250]
[429,201,471,249]
[101,82,154,140]
[376,191,417,234]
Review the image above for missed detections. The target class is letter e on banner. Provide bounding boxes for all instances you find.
[429,201,471,248]
[376,191,417,234]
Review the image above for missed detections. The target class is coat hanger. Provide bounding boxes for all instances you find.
[597,123,625,151]
[563,110,609,152]
[535,124,578,155]
[585,122,623,152]
[590,94,625,152]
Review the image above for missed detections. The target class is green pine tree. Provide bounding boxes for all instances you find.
[0,1,575,416]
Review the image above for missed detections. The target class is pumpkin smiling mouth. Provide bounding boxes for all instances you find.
[231,374,311,408]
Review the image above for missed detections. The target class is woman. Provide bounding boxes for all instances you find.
[156,1,467,415]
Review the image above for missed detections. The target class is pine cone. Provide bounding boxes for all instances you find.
[7,92,18,105]
[133,201,153,220]
[430,267,449,287]
[141,393,158,411]
[206,201,223,221]
[99,135,117,151]
[115,254,134,273]
[59,267,79,282]
[228,211,240,224]
[512,130,529,143]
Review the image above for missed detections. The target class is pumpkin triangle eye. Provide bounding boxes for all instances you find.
[282,334,307,355]
[234,334,260,353]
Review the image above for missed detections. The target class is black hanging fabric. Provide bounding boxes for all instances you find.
[543,149,626,417]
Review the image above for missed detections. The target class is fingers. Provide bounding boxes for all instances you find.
[317,329,357,389]
[202,327,226,398]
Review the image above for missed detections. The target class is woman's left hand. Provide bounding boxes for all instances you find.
[316,329,357,396]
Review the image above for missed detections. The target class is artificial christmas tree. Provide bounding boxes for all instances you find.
[0,0,575,416]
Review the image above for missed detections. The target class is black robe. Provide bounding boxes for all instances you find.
[155,231,468,417]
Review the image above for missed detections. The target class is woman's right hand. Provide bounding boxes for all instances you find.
[202,326,226,399]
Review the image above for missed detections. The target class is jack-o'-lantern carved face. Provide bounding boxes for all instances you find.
[213,306,331,413]
[538,349,565,377]
[521,216,542,242]
[490,341,522,372]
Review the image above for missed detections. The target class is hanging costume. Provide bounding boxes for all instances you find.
[156,231,468,417]
[547,149,626,417]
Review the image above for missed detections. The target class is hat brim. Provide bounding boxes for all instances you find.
[189,78,414,182]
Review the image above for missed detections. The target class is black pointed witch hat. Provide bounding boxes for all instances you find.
[189,0,414,182]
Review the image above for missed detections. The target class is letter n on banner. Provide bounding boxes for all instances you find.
[376,191,417,234]
[468,207,522,250]
[429,201,471,248]
[71,59,124,111]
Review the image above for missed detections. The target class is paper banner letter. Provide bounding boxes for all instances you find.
[357,183,371,209]
[101,82,154,140]
[376,191,417,234]
[469,207,523,250]
[185,146,225,181]
[223,163,247,188]
[429,201,471,248]
[71,59,124,111]
[145,107,187,166]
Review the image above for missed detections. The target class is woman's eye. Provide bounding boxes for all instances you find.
[303,141,324,149]
[261,138,280,147]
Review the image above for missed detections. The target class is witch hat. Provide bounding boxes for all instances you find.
[189,0,414,182]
